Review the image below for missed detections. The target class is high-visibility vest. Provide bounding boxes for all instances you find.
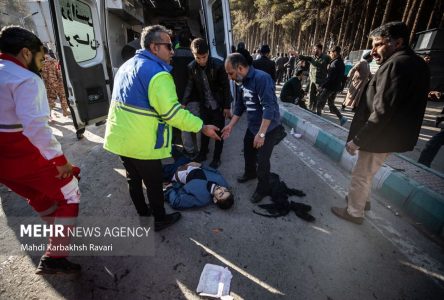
[103,50,203,160]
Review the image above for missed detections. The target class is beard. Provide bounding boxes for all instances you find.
[28,55,41,77]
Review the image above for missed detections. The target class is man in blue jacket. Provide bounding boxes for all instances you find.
[222,53,283,203]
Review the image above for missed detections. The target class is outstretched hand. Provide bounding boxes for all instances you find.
[202,125,221,141]
[221,124,233,140]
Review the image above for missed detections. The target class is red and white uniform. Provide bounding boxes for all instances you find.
[0,53,80,257]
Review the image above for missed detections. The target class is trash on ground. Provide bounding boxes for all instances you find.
[196,263,232,299]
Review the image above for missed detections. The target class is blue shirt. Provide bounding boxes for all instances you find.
[233,67,280,134]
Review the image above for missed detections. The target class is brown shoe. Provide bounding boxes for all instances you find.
[345,196,370,211]
[331,207,363,225]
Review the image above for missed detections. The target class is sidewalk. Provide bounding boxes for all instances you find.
[280,102,444,236]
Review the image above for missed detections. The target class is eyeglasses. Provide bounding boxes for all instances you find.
[155,43,173,51]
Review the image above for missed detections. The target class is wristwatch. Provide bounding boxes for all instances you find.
[259,132,265,138]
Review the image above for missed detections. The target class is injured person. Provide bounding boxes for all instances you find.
[164,161,234,210]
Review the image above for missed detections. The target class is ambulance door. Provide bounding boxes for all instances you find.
[201,0,233,59]
[48,0,111,139]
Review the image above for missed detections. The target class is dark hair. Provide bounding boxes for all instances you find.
[178,29,192,48]
[43,46,49,54]
[369,21,409,46]
[216,192,234,210]
[315,43,323,50]
[191,38,209,54]
[295,69,304,77]
[226,53,248,68]
[0,25,43,55]
[141,25,172,49]
[329,45,341,54]
[237,42,246,50]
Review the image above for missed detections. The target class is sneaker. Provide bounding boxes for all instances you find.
[209,159,221,169]
[154,212,181,232]
[237,173,257,183]
[331,207,363,224]
[36,256,81,275]
[340,117,348,126]
[250,191,265,203]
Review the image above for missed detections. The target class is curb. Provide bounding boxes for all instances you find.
[280,104,444,235]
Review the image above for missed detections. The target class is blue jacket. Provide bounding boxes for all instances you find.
[165,167,229,209]
[233,67,281,134]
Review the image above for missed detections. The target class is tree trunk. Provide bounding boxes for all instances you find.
[359,0,372,49]
[406,0,418,28]
[409,0,426,44]
[313,0,321,44]
[352,4,366,50]
[338,0,351,47]
[341,0,355,49]
[381,0,394,25]
[366,0,382,48]
[402,0,412,22]
[296,21,302,50]
[323,0,335,47]
[427,0,439,29]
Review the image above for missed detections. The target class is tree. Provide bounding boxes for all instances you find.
[410,0,426,43]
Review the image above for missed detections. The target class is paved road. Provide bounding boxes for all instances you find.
[1,109,443,299]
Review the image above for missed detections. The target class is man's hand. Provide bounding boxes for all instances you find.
[428,91,442,101]
[346,140,359,156]
[223,108,232,119]
[56,162,73,179]
[202,125,221,141]
[253,134,265,149]
[221,124,233,139]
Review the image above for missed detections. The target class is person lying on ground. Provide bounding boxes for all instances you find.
[163,161,234,210]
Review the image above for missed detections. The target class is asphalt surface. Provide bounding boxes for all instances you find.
[1,107,444,299]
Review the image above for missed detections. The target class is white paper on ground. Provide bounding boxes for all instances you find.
[196,263,233,298]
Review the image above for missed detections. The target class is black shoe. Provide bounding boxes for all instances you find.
[36,256,81,275]
[154,212,181,232]
[209,159,221,169]
[193,153,207,162]
[250,191,265,203]
[237,173,257,183]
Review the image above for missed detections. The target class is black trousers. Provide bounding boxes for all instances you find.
[200,107,225,160]
[243,126,279,195]
[316,88,343,119]
[120,156,166,219]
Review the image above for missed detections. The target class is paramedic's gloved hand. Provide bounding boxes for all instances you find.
[56,162,73,179]
[202,125,221,141]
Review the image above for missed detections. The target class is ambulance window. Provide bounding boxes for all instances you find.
[60,0,97,63]
[211,0,226,58]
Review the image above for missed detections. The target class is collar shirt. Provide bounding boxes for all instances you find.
[233,67,280,134]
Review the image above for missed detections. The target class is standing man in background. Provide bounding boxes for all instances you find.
[253,44,276,82]
[314,46,347,126]
[331,22,429,224]
[183,38,232,168]
[298,44,330,111]
[41,46,70,118]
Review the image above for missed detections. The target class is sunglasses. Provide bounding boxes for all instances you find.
[155,43,173,51]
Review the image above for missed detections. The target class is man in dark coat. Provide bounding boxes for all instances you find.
[315,45,347,126]
[331,22,429,224]
[275,53,286,84]
[280,70,307,109]
[183,38,232,168]
[253,44,276,82]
